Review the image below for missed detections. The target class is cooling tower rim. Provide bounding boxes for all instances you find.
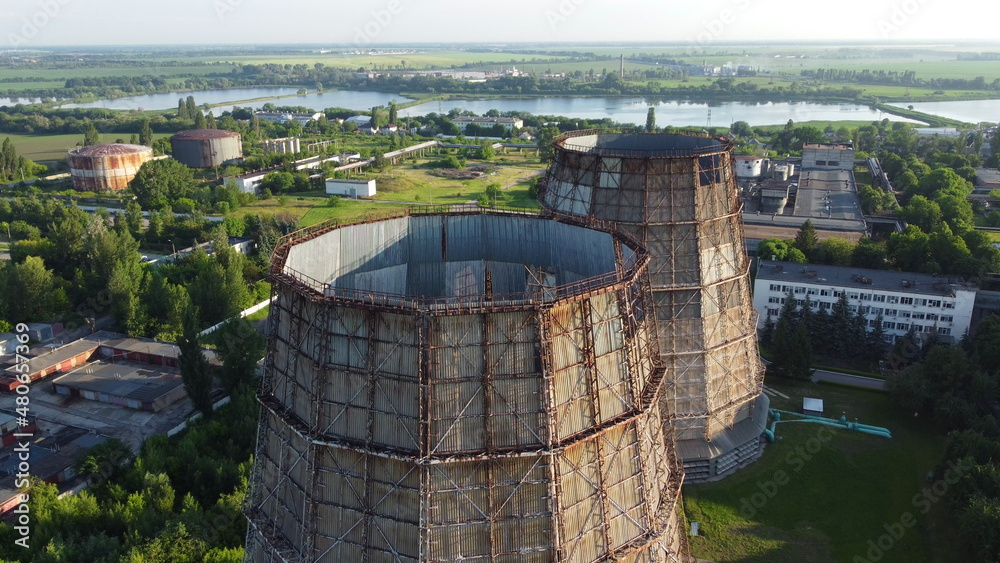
[553,129,733,159]
[268,205,651,313]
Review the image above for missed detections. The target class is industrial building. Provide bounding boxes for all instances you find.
[51,361,186,412]
[451,116,524,132]
[67,144,153,192]
[255,112,324,126]
[734,155,765,179]
[263,137,301,155]
[752,261,978,343]
[801,143,855,171]
[245,209,691,562]
[170,129,243,168]
[325,178,376,197]
[540,131,767,481]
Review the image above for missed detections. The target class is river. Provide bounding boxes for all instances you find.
[9,85,979,127]
[887,100,1000,124]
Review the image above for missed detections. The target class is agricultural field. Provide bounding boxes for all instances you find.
[684,380,960,563]
[154,51,570,70]
[0,63,236,81]
[1,132,172,168]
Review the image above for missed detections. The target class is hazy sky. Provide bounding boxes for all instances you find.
[3,0,996,48]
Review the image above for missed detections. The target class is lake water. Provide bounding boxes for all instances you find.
[401,98,925,127]
[887,100,1000,124]
[59,88,409,113]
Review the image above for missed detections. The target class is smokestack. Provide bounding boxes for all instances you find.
[621,53,625,77]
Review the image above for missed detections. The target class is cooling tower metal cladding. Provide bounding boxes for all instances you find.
[244,208,692,562]
[541,131,769,482]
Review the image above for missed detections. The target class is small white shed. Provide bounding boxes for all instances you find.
[326,178,376,198]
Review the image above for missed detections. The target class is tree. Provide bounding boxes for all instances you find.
[0,256,69,322]
[185,95,197,118]
[83,124,100,146]
[816,237,855,266]
[900,195,943,233]
[124,199,144,237]
[793,219,819,259]
[645,107,656,133]
[139,119,153,147]
[388,101,398,125]
[178,304,214,417]
[213,318,265,394]
[129,159,197,209]
[730,120,752,138]
[194,111,207,130]
[478,141,495,160]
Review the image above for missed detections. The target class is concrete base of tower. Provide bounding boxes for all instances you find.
[676,393,771,484]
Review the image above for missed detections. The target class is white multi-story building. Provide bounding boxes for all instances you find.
[451,116,524,132]
[752,261,978,343]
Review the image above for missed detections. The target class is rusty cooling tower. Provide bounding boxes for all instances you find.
[245,209,691,562]
[541,131,768,482]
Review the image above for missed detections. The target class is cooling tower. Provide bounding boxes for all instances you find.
[541,131,768,482]
[245,209,692,562]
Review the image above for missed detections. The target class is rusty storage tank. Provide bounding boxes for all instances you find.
[170,129,242,168]
[245,208,691,562]
[540,131,768,482]
[67,144,153,192]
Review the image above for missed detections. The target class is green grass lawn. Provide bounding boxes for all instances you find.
[684,380,962,563]
[369,156,546,205]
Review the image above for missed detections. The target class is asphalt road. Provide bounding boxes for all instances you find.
[810,369,886,391]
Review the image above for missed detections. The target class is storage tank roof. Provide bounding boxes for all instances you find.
[68,144,151,157]
[172,129,241,140]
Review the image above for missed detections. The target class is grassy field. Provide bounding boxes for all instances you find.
[684,379,962,563]
[2,132,172,168]
[0,63,236,81]
[369,155,546,206]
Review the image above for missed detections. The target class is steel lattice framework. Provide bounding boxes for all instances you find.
[540,132,768,481]
[244,208,692,562]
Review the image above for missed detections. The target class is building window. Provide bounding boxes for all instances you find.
[927,313,938,321]
[928,299,941,307]
[848,292,859,300]
[834,290,844,297]
[767,308,779,317]
[897,324,909,332]
[900,297,914,305]
[768,297,782,304]
[900,311,911,319]
[807,289,817,295]
[849,305,858,313]
[827,161,839,167]
[795,287,806,294]
[873,294,886,302]
[796,299,805,306]
[888,296,899,304]
[821,289,830,297]
[912,325,923,333]
[872,307,883,316]
[912,313,925,320]
[885,309,897,317]
[860,306,870,315]
[769,284,781,292]
[938,327,951,335]
[942,315,953,323]
[943,302,955,309]
[883,321,896,330]
[916,298,927,307]
[860,294,872,301]
[820,302,832,310]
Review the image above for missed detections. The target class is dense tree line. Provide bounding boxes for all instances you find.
[0,137,46,182]
[805,68,1000,91]
[884,316,1000,562]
